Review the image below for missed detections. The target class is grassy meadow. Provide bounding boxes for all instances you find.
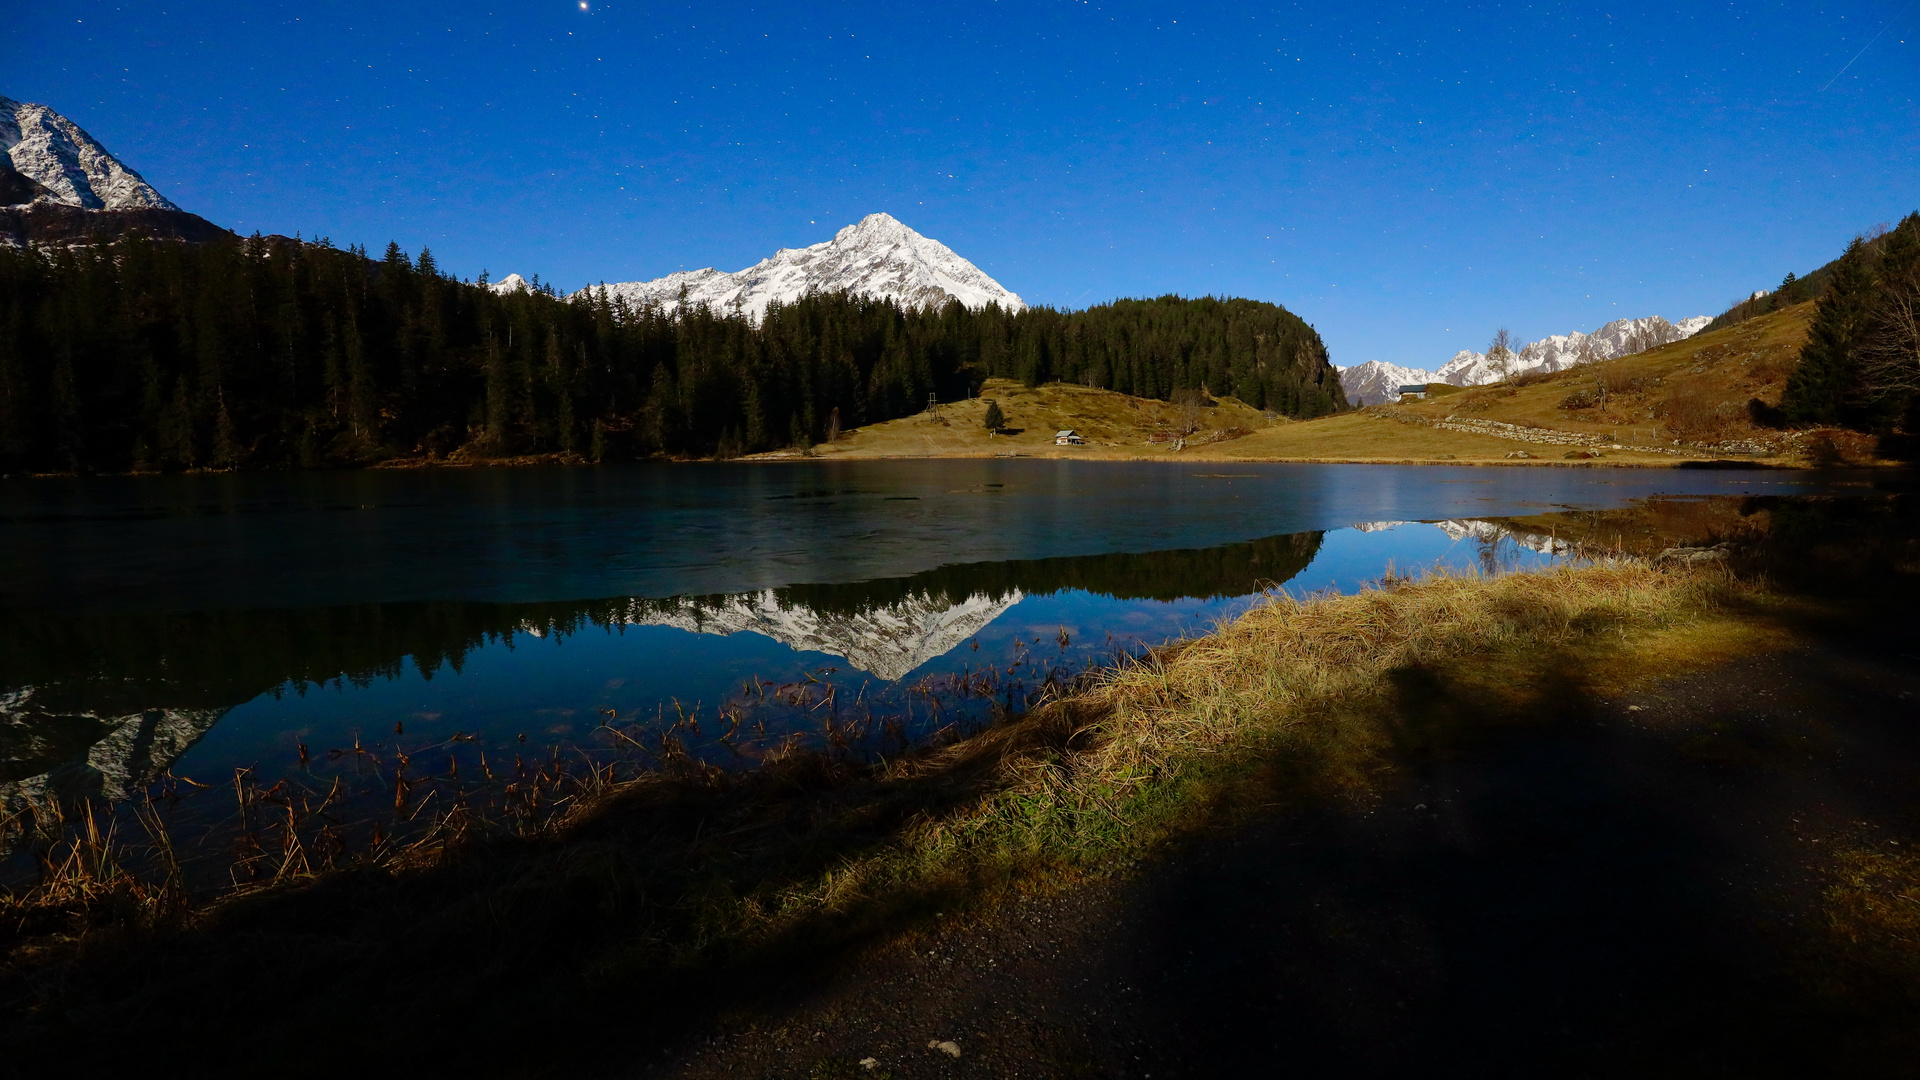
[789,301,1901,468]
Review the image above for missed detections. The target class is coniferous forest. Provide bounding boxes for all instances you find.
[1777,211,1920,433]
[0,233,1348,473]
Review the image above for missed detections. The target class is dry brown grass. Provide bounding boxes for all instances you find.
[791,377,1278,460]
[0,549,1795,1075]
[1392,301,1824,459]
[722,559,1745,939]
[1213,410,1685,465]
[0,798,191,943]
[987,561,1727,824]
[780,302,1860,466]
[1809,846,1920,1019]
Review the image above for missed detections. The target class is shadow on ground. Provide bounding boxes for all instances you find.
[7,490,1920,1079]
[1110,491,1920,1077]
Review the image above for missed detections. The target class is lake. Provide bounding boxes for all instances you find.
[0,460,1872,873]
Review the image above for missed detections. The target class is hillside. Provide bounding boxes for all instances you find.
[0,93,227,247]
[806,301,1887,466]
[1340,314,1711,405]
[1369,300,1839,461]
[799,378,1278,459]
[789,377,1686,465]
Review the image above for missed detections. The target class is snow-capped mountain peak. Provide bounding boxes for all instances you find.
[0,94,177,211]
[1337,362,1435,409]
[1339,314,1711,405]
[582,212,1025,322]
[490,273,532,295]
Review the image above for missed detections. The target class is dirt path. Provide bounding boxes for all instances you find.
[646,632,1920,1078]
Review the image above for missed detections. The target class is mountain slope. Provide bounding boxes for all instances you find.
[1338,361,1435,407]
[0,95,176,211]
[0,93,227,247]
[1340,315,1711,405]
[577,213,1025,321]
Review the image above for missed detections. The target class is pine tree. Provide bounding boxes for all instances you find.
[983,399,1006,432]
[1783,237,1883,426]
[0,232,1352,469]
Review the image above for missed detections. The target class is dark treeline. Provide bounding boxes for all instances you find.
[1701,256,1839,335]
[1779,211,1920,432]
[777,530,1325,612]
[0,233,1346,473]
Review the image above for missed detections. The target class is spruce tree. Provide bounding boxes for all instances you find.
[1782,237,1882,426]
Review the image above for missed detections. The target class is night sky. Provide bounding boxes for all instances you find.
[6,1,1916,367]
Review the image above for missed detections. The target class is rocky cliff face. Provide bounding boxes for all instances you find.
[567,213,1025,322]
[0,93,227,246]
[0,95,178,211]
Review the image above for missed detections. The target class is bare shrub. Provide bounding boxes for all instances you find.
[1859,265,1920,403]
[1803,431,1852,466]
[1172,387,1211,435]
[1661,379,1742,440]
[1486,328,1517,382]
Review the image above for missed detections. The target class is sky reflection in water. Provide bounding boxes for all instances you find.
[0,459,1862,838]
[173,519,1565,785]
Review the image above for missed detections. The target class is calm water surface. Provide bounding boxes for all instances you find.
[0,460,1876,864]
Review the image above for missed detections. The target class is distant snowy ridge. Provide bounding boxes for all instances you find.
[0,94,177,211]
[537,213,1025,322]
[1338,362,1436,410]
[1339,315,1712,406]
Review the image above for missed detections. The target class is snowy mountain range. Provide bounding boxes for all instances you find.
[1350,519,1577,557]
[501,213,1025,320]
[1339,315,1714,406]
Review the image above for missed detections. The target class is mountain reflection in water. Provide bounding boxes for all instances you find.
[0,530,1326,811]
[0,516,1596,839]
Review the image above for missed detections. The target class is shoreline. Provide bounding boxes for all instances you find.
[4,493,1918,1076]
[7,450,1824,479]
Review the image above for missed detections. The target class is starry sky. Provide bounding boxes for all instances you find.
[5,1,1917,368]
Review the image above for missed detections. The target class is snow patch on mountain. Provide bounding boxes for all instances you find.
[1339,315,1712,405]
[0,94,177,211]
[577,213,1025,322]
